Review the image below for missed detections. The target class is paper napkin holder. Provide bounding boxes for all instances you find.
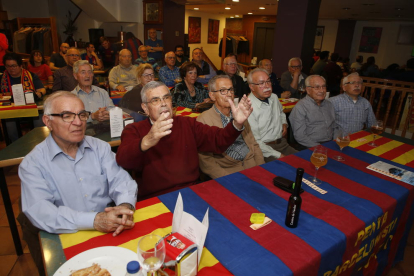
[163,232,198,276]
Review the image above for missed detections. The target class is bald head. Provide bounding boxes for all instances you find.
[119,49,132,67]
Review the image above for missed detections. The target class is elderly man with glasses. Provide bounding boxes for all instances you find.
[158,51,180,87]
[247,68,297,162]
[71,60,114,122]
[52,47,99,92]
[196,75,264,179]
[329,73,376,134]
[290,75,336,149]
[108,49,138,92]
[116,81,253,200]
[280,57,308,99]
[216,55,249,99]
[18,91,137,275]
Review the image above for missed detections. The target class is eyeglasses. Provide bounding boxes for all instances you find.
[5,64,19,69]
[211,87,235,95]
[166,56,176,60]
[48,111,91,122]
[290,66,301,69]
[307,85,327,90]
[251,80,272,88]
[66,54,80,57]
[146,94,172,106]
[142,73,155,78]
[225,63,237,67]
[345,81,363,85]
[139,50,148,53]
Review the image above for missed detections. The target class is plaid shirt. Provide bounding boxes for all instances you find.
[159,66,180,87]
[214,105,249,161]
[329,93,376,134]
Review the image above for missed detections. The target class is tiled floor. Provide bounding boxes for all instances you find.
[0,136,413,276]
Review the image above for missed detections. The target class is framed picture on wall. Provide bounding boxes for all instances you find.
[208,19,219,44]
[188,17,201,44]
[143,0,163,24]
[359,27,382,53]
[314,26,324,51]
[397,25,414,45]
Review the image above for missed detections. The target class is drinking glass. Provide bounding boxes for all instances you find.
[308,145,328,185]
[368,120,384,147]
[333,130,350,161]
[298,83,306,99]
[137,234,166,275]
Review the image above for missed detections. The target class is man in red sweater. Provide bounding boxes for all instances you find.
[116,81,253,200]
[0,32,9,73]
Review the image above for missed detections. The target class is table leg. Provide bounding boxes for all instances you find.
[1,119,11,146]
[0,167,23,255]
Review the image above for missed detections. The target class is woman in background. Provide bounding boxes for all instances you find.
[173,62,210,109]
[27,50,53,87]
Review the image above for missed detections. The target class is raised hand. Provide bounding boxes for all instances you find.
[141,112,173,151]
[228,95,253,129]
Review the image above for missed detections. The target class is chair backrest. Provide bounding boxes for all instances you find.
[362,83,414,139]
[362,76,414,89]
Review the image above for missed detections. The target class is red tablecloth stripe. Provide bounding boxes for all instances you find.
[136,197,162,209]
[355,136,392,152]
[0,104,37,111]
[191,180,321,276]
[198,262,232,276]
[379,143,414,161]
[350,131,371,140]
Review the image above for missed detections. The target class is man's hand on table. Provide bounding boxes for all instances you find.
[141,112,173,151]
[281,91,291,98]
[92,107,110,121]
[116,85,127,92]
[229,95,253,130]
[93,205,135,236]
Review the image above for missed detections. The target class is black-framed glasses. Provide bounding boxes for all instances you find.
[290,65,301,69]
[250,80,272,88]
[66,54,80,57]
[211,87,235,95]
[146,94,172,106]
[5,64,19,69]
[345,81,363,85]
[307,85,327,90]
[48,111,91,122]
[142,73,155,78]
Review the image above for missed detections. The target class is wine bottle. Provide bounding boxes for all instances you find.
[285,168,304,228]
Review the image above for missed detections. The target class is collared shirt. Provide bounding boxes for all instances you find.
[290,95,336,148]
[248,93,287,158]
[108,64,138,90]
[214,105,249,161]
[71,85,114,122]
[52,65,99,92]
[159,65,180,87]
[280,70,307,99]
[19,134,137,233]
[134,57,159,70]
[329,93,376,134]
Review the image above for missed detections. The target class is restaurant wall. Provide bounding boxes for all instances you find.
[3,0,49,19]
[184,10,227,69]
[316,19,338,54]
[349,21,414,69]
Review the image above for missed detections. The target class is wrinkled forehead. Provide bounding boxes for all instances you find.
[146,86,170,100]
[310,76,325,86]
[53,96,85,113]
[67,49,80,55]
[347,75,362,83]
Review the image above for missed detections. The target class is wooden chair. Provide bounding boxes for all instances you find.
[362,83,414,138]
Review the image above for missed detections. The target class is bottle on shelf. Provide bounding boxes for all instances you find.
[285,168,304,228]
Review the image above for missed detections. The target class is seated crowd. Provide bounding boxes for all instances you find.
[2,29,413,276]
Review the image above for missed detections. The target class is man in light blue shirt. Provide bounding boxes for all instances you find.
[329,73,376,134]
[71,60,114,122]
[18,91,137,275]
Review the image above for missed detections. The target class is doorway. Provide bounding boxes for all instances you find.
[252,23,275,62]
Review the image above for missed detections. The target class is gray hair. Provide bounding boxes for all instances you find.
[43,91,82,118]
[141,81,169,103]
[208,75,231,92]
[288,57,302,67]
[258,59,271,67]
[247,68,269,84]
[165,51,175,59]
[343,72,361,85]
[138,45,147,52]
[305,75,326,87]
[119,49,131,57]
[73,60,92,74]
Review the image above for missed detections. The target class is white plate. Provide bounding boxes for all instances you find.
[54,246,138,276]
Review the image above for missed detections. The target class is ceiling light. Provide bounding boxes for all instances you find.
[230,16,234,18]
[248,12,253,15]
[259,7,265,10]
[396,8,403,11]
[235,15,239,17]
[232,0,239,2]
[225,7,231,10]
[194,8,199,10]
